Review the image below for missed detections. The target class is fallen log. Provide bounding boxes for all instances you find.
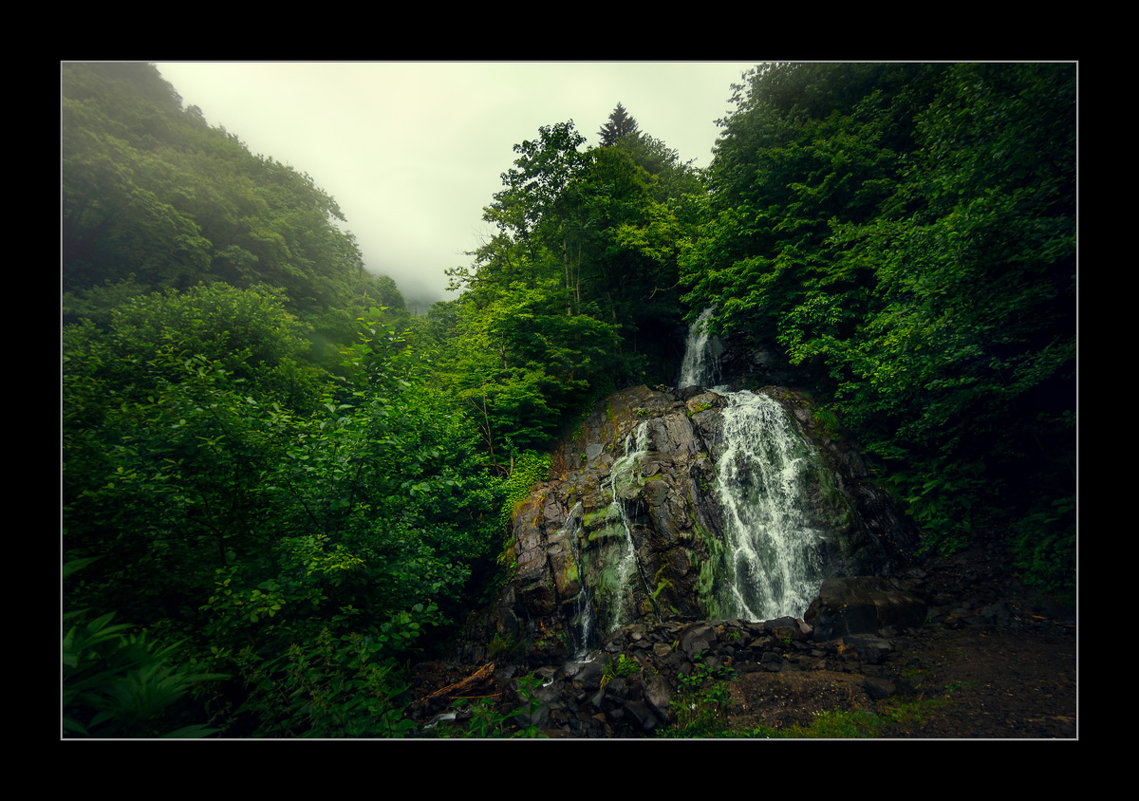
[415,662,496,706]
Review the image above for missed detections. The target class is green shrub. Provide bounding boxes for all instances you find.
[63,610,226,738]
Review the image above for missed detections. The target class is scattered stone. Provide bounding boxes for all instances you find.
[410,539,1075,739]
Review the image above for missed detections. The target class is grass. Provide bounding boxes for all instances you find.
[658,673,965,739]
[734,696,954,738]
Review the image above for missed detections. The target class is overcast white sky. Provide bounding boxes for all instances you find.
[153,61,759,309]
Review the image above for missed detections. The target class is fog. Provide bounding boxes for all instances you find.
[154,61,758,310]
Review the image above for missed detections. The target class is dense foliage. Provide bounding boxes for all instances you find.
[681,63,1075,587]
[61,61,1075,738]
[441,114,704,454]
[62,64,509,737]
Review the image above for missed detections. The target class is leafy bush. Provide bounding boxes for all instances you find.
[661,651,736,737]
[219,626,418,738]
[63,560,227,738]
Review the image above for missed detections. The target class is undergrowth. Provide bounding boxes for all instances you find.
[658,659,963,739]
[731,694,955,738]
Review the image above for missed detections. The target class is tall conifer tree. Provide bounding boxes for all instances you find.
[598,102,640,146]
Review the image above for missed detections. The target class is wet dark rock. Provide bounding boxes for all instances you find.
[805,576,929,642]
[439,609,917,737]
[440,377,951,737]
[680,622,716,657]
[623,699,660,732]
[458,384,920,669]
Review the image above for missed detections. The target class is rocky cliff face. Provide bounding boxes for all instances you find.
[459,383,919,667]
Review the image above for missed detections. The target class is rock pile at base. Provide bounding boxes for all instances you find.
[420,575,930,738]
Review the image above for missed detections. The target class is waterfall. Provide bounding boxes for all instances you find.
[680,308,827,621]
[599,421,651,634]
[713,391,827,620]
[679,307,722,389]
[563,502,596,659]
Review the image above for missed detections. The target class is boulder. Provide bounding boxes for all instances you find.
[804,576,929,641]
[459,384,919,666]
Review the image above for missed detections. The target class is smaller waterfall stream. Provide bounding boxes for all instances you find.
[678,307,722,389]
[562,502,596,659]
[585,420,653,636]
[681,308,828,621]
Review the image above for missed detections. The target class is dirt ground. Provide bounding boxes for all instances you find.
[887,543,1076,738]
[720,617,1076,738]
[723,542,1077,739]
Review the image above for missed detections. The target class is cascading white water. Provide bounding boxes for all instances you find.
[599,421,651,634]
[562,501,596,658]
[678,307,722,389]
[681,308,827,621]
[713,391,827,620]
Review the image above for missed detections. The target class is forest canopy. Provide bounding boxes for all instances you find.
[61,61,1075,738]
